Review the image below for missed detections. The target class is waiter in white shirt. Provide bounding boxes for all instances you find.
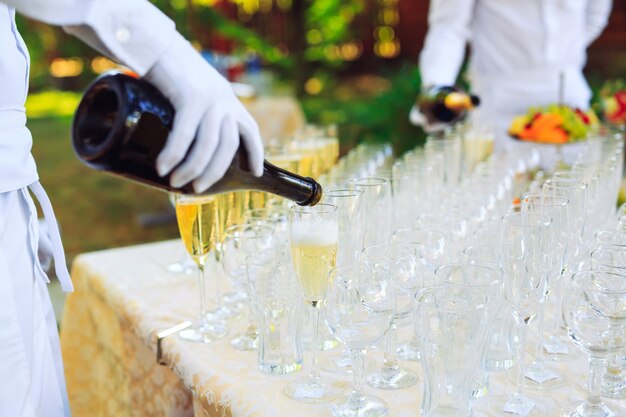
[416,0,613,154]
[0,1,264,416]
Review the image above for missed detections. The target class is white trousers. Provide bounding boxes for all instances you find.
[0,189,70,417]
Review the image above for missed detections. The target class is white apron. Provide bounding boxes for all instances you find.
[0,111,73,417]
[471,66,592,166]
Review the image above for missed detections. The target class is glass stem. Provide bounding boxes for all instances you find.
[213,251,223,309]
[350,349,366,402]
[551,275,564,337]
[533,296,546,364]
[515,322,528,398]
[244,287,256,335]
[197,264,207,325]
[310,302,321,380]
[585,357,606,410]
[384,322,398,369]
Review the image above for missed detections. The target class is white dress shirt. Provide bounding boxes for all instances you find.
[419,0,612,152]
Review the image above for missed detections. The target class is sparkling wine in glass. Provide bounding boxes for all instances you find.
[175,194,227,343]
[284,203,344,403]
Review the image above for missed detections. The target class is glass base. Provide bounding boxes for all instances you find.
[524,361,566,391]
[396,340,420,362]
[230,328,259,351]
[563,401,615,417]
[206,305,243,323]
[331,394,389,417]
[321,354,376,376]
[284,376,344,403]
[179,321,227,343]
[367,365,418,389]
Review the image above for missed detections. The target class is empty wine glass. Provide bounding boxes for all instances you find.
[463,243,515,373]
[364,244,420,389]
[325,265,394,417]
[521,194,570,387]
[222,223,274,350]
[349,178,393,247]
[435,263,502,399]
[562,270,626,417]
[391,227,447,361]
[321,188,365,374]
[497,212,551,417]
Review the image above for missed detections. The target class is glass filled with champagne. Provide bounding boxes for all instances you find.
[174,194,228,343]
[284,203,343,402]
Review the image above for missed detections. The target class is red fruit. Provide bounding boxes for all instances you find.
[575,108,590,125]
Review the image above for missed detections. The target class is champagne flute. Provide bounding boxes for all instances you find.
[321,188,365,374]
[174,194,227,343]
[284,203,343,402]
[326,265,394,417]
[204,192,242,322]
[496,212,551,417]
[166,193,196,274]
[222,224,275,350]
[521,194,569,388]
[365,244,419,389]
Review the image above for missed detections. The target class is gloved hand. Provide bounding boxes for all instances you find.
[145,34,264,192]
[409,104,447,133]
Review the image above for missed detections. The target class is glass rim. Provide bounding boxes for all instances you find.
[590,248,626,269]
[349,177,390,187]
[571,270,626,294]
[325,188,364,198]
[543,178,587,191]
[290,202,337,215]
[501,212,552,227]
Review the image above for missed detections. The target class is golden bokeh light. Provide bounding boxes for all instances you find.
[49,57,84,78]
[305,78,323,95]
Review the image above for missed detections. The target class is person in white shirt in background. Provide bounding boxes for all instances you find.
[0,1,264,415]
[415,0,613,161]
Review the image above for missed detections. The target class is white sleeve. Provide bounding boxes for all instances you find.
[4,0,179,76]
[419,0,476,88]
[585,0,612,46]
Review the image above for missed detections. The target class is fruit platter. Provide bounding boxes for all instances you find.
[508,104,598,144]
[600,79,626,127]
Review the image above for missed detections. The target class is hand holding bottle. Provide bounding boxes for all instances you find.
[145,34,264,192]
[409,85,480,132]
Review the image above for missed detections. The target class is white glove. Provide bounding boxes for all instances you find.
[145,34,264,192]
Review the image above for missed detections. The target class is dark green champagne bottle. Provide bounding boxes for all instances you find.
[72,72,322,206]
